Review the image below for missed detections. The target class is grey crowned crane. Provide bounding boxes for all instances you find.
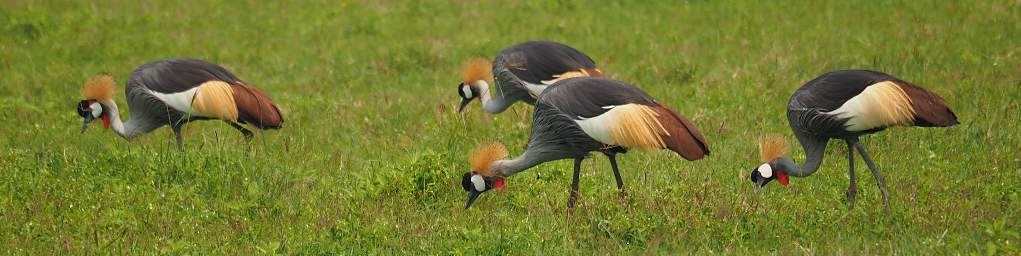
[457,41,603,113]
[461,77,709,210]
[749,70,958,209]
[76,58,283,151]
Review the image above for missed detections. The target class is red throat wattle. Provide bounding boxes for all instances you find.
[102,116,111,129]
[493,177,505,191]
[777,172,790,185]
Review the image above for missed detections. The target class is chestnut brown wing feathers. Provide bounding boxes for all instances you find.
[231,84,283,129]
[896,82,958,127]
[652,104,709,160]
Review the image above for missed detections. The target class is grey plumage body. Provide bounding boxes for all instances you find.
[478,41,600,113]
[485,58,535,112]
[782,71,910,177]
[492,99,606,175]
[484,77,709,209]
[781,70,954,177]
[86,58,283,150]
[761,70,958,209]
[491,78,660,177]
[118,59,246,139]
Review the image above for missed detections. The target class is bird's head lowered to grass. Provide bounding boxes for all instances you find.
[462,142,508,209]
[456,58,492,112]
[750,136,795,192]
[77,75,116,133]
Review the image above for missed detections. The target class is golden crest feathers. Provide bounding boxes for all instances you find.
[82,75,116,101]
[461,58,492,83]
[758,135,789,163]
[469,142,508,177]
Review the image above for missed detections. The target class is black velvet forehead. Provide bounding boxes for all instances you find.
[461,172,473,191]
[76,100,91,118]
[456,83,467,98]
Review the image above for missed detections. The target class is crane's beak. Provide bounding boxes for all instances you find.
[465,190,481,209]
[458,98,471,113]
[81,115,94,133]
[754,179,765,194]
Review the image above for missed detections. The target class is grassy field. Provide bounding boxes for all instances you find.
[2,0,1020,254]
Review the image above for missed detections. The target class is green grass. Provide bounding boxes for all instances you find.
[2,0,1020,254]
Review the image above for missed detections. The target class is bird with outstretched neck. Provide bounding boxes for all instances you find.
[77,58,283,151]
[457,41,603,113]
[749,70,958,209]
[462,77,709,211]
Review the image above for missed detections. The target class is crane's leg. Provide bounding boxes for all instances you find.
[845,139,857,209]
[171,123,185,151]
[567,157,583,212]
[605,153,628,203]
[853,141,890,210]
[226,121,254,141]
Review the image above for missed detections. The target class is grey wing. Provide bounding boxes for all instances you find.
[787,107,847,138]
[500,41,599,84]
[129,58,243,94]
[525,102,603,158]
[539,77,656,119]
[493,61,538,105]
[123,82,179,130]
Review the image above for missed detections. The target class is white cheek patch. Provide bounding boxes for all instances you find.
[89,102,103,118]
[470,174,486,192]
[462,86,473,98]
[757,163,773,178]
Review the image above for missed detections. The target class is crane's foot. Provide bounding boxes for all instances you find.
[617,188,629,204]
[567,189,580,213]
[172,124,185,152]
[175,136,185,152]
[874,173,890,210]
[228,122,254,141]
[880,187,890,210]
[853,141,892,211]
[845,187,857,210]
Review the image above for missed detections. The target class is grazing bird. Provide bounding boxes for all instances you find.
[461,77,709,210]
[749,70,958,209]
[457,41,603,113]
[76,58,283,150]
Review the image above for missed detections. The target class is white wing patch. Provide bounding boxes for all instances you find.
[757,163,773,178]
[149,87,200,115]
[573,104,668,150]
[826,81,916,131]
[522,81,547,98]
[575,105,622,145]
[148,81,239,121]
